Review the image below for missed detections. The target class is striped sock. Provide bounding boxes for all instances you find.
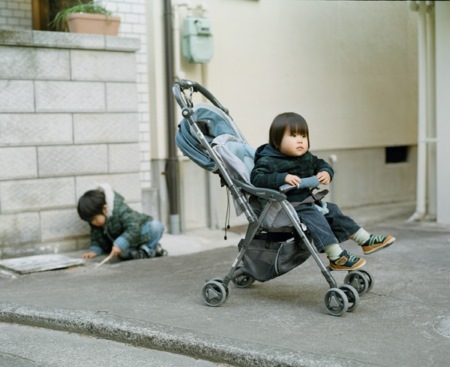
[324,243,343,260]
[351,228,371,245]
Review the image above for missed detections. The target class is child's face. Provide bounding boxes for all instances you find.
[90,214,106,227]
[279,127,309,157]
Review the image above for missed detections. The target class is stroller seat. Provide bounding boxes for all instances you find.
[173,80,374,316]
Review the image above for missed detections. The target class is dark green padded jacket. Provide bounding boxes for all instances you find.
[250,144,334,203]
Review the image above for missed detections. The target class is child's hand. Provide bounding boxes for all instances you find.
[317,171,331,185]
[285,174,301,187]
[110,244,122,258]
[81,251,98,259]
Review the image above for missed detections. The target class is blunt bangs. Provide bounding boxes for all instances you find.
[269,112,309,148]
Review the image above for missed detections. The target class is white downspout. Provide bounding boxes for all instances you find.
[425,1,436,220]
[408,1,428,222]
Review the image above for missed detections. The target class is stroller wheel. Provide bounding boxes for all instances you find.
[339,284,360,312]
[232,274,255,288]
[356,269,374,292]
[211,277,230,299]
[324,288,349,316]
[231,268,255,288]
[344,271,370,295]
[201,280,228,307]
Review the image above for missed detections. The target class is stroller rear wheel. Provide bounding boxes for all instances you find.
[233,273,255,288]
[201,280,229,307]
[344,270,371,295]
[324,288,349,316]
[231,267,255,288]
[356,269,374,292]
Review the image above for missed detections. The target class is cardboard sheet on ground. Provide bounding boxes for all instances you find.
[0,254,85,274]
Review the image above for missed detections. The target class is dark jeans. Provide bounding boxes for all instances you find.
[295,202,360,252]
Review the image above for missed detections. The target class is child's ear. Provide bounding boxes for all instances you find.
[102,205,107,215]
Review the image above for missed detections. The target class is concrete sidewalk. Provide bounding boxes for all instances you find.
[1,203,450,366]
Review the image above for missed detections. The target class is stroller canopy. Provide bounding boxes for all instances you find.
[176,103,242,172]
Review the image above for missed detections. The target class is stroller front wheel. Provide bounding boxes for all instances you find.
[201,280,228,307]
[324,288,349,316]
[339,284,360,312]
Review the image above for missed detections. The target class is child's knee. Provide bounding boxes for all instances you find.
[150,220,165,237]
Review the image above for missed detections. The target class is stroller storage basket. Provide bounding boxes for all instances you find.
[238,232,311,282]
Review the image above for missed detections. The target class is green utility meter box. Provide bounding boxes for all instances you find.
[182,17,213,64]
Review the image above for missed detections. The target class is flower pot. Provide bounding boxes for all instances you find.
[67,13,120,35]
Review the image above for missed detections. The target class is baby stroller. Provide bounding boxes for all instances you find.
[173,80,373,316]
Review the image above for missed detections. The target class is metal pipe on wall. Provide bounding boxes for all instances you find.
[163,0,180,234]
[407,1,435,222]
[425,1,436,220]
[171,1,218,230]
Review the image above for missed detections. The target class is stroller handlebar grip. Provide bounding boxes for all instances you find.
[173,80,229,114]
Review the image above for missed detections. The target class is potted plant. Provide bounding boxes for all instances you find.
[50,1,121,36]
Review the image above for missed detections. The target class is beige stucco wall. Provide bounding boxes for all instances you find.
[147,0,418,231]
[179,0,417,150]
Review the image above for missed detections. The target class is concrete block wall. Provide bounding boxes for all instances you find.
[0,30,141,259]
[0,0,153,202]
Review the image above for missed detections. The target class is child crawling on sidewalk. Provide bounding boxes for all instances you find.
[250,112,396,271]
[77,183,167,261]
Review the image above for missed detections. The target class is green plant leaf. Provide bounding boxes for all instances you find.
[49,1,112,32]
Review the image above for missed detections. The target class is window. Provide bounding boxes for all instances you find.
[32,0,87,31]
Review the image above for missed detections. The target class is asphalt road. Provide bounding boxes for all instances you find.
[0,322,231,367]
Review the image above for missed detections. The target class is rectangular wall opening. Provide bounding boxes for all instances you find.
[385,146,409,164]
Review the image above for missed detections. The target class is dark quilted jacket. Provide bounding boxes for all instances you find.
[250,144,334,203]
[89,190,152,255]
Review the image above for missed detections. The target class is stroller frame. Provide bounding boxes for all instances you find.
[173,80,373,316]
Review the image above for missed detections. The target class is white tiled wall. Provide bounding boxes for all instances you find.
[0,0,32,30]
[100,0,151,189]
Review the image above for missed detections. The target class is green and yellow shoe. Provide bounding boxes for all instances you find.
[329,250,366,271]
[362,235,396,255]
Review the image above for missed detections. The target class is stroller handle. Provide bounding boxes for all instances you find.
[173,79,229,115]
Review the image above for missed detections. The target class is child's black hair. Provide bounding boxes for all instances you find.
[77,190,106,222]
[269,112,310,149]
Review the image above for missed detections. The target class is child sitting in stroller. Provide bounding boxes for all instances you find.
[251,112,396,271]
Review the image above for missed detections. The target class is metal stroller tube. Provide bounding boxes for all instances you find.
[173,80,229,114]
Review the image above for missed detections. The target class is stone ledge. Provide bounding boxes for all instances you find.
[0,30,140,52]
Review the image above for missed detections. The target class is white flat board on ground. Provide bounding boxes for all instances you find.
[0,254,85,274]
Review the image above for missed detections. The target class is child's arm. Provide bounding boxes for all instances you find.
[312,154,334,183]
[317,171,331,185]
[111,209,142,254]
[285,175,320,188]
[251,158,287,189]
[280,175,320,192]
[81,229,105,258]
[109,244,122,257]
